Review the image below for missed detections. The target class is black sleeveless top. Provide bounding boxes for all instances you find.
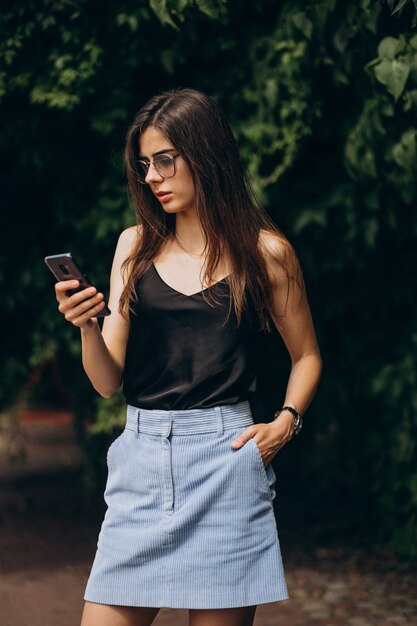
[122,264,259,410]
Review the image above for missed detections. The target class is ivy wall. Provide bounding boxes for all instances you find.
[1,0,416,555]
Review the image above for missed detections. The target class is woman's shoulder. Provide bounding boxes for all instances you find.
[257,229,301,286]
[112,225,143,274]
[258,228,293,262]
[114,225,142,259]
[117,224,143,249]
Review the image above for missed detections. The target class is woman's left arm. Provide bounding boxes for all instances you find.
[231,231,323,465]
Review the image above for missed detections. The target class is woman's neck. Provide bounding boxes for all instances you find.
[174,212,207,257]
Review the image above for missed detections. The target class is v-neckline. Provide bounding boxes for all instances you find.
[152,263,231,298]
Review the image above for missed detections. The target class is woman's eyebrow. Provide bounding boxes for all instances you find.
[137,148,177,159]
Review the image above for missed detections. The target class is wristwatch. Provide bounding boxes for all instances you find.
[274,406,303,435]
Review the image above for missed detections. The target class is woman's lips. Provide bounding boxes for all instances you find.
[155,192,173,203]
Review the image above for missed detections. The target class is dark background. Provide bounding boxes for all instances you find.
[1,0,417,559]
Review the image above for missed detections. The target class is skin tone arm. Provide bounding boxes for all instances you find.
[54,227,138,398]
[231,231,323,464]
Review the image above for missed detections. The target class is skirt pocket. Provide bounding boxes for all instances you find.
[246,437,277,501]
[106,430,126,472]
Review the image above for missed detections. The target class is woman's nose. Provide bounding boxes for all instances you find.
[145,162,163,184]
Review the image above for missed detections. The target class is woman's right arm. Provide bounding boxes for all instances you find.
[54,226,139,398]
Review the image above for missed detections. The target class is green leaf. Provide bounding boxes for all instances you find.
[115,13,139,32]
[395,34,408,55]
[332,66,349,85]
[364,217,378,247]
[403,89,417,111]
[333,26,350,54]
[310,0,336,30]
[392,129,417,171]
[391,0,409,15]
[195,0,225,20]
[292,12,314,39]
[171,0,191,12]
[374,57,410,100]
[264,77,278,107]
[377,37,399,60]
[380,100,395,116]
[293,209,327,234]
[365,57,380,80]
[409,34,417,50]
[149,0,177,28]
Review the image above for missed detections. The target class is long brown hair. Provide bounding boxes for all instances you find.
[120,88,303,332]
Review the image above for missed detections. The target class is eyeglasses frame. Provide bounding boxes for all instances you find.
[135,153,180,185]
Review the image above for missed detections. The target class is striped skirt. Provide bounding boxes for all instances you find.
[84,401,289,609]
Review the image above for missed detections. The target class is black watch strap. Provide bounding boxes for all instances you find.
[274,405,303,435]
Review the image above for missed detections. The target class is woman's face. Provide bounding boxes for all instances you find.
[138,126,196,215]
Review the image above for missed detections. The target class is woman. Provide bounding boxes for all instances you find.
[54,89,322,626]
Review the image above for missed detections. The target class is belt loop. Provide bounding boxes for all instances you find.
[136,409,141,437]
[214,406,224,437]
[165,412,173,438]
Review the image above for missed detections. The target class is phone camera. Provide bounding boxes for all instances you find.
[59,263,70,275]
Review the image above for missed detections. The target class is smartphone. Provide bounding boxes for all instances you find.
[44,252,111,317]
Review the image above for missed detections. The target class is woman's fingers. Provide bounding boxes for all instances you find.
[62,292,103,320]
[54,280,106,327]
[70,300,107,327]
[230,422,294,466]
[55,279,80,301]
[230,426,258,449]
[59,288,98,311]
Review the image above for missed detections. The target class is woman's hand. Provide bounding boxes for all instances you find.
[230,411,295,466]
[55,280,107,329]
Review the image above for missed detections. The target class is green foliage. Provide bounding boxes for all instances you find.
[1,0,417,558]
[149,0,226,28]
[88,390,126,435]
[369,334,417,554]
[388,0,417,16]
[1,2,104,109]
[367,34,417,100]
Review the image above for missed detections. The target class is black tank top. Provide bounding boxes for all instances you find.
[122,264,259,410]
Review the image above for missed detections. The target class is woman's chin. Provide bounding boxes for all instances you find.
[161,203,196,216]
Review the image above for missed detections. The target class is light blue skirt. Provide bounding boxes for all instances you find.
[84,401,289,609]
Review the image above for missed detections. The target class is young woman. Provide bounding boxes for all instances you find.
[54,89,322,626]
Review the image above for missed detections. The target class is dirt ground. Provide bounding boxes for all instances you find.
[1,416,416,626]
